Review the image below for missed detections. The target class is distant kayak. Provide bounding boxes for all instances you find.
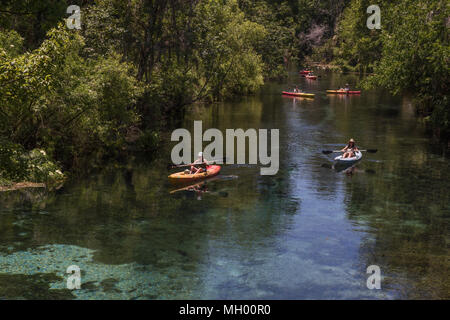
[299,70,312,75]
[334,151,362,164]
[327,90,361,94]
[282,91,315,98]
[168,165,221,183]
[305,75,317,80]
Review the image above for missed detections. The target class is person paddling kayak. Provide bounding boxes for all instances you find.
[341,138,359,159]
[293,86,302,93]
[190,152,209,174]
[344,83,350,92]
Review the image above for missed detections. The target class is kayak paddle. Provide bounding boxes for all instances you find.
[360,149,378,153]
[167,157,228,170]
[167,163,206,170]
[322,149,377,155]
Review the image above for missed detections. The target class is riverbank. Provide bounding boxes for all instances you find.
[0,1,270,188]
[0,147,66,191]
[0,182,46,192]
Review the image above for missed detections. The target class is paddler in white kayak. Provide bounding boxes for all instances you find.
[190,152,210,174]
[340,138,359,159]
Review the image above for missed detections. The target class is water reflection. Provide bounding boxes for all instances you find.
[0,72,448,299]
[169,175,238,200]
[321,163,376,176]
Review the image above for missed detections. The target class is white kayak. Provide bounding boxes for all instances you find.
[334,151,362,164]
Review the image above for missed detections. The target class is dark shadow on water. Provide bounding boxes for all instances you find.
[0,273,75,300]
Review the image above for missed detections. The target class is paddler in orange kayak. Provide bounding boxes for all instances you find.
[190,152,210,174]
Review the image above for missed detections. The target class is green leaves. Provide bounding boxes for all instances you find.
[0,30,24,57]
[365,0,448,93]
[359,0,450,136]
[0,20,147,179]
[191,0,265,98]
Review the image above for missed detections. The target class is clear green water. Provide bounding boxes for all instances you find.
[0,72,449,299]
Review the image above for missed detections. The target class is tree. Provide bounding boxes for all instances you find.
[364,0,449,137]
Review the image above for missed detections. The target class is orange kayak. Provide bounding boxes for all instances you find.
[168,165,221,183]
[305,75,317,80]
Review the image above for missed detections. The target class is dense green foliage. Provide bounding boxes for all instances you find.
[0,141,64,187]
[0,0,271,183]
[364,0,449,137]
[329,0,449,138]
[330,0,383,73]
[238,0,348,77]
[0,24,144,174]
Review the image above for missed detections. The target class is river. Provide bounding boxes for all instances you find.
[0,72,448,299]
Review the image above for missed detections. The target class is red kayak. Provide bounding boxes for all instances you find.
[299,70,312,75]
